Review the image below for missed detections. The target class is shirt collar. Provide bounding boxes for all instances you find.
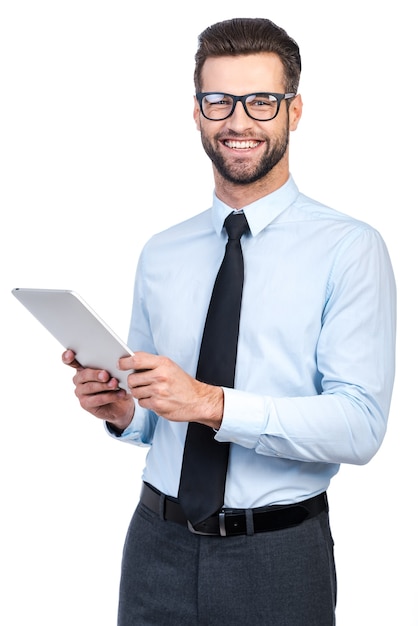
[211,175,300,237]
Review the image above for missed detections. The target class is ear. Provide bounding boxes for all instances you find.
[193,96,201,131]
[289,94,303,131]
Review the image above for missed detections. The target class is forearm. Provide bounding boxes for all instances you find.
[217,386,389,466]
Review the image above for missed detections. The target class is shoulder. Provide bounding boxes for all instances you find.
[288,191,387,245]
[141,209,212,252]
[294,192,369,227]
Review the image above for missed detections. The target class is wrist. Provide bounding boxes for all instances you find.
[106,421,126,437]
[107,401,135,435]
[200,384,224,430]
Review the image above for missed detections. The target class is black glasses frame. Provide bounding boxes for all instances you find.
[196,92,296,121]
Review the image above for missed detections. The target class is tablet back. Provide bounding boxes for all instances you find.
[12,288,134,390]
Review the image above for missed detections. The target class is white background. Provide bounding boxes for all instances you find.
[1,1,416,624]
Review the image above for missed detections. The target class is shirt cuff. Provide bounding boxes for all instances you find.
[104,402,152,445]
[215,387,266,449]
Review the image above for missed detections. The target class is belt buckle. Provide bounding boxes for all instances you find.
[187,511,227,537]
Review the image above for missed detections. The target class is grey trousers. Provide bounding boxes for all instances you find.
[118,500,337,626]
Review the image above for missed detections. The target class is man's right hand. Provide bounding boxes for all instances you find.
[62,349,135,432]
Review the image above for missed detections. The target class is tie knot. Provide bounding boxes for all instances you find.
[224,212,249,240]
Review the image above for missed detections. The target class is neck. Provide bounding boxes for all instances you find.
[213,160,290,210]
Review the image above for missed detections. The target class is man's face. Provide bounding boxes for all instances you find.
[194,53,300,186]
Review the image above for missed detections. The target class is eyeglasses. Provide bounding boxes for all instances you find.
[196,92,296,121]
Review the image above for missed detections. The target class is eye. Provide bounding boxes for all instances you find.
[247,94,277,108]
[204,94,231,107]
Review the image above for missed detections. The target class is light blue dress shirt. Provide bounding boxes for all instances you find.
[112,176,396,508]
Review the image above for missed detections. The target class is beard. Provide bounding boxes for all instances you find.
[200,119,289,185]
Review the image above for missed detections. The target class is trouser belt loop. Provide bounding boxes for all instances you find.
[159,492,166,521]
[245,509,254,536]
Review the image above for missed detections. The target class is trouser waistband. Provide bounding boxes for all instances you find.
[140,482,328,537]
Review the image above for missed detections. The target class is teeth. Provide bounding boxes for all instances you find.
[224,140,259,149]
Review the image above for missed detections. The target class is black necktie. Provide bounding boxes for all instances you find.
[178,211,249,527]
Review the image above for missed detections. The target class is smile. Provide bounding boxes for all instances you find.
[223,140,261,149]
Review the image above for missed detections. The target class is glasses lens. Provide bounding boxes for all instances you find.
[245,94,280,120]
[201,94,234,120]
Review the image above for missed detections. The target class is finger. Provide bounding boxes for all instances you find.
[119,351,160,372]
[62,349,82,369]
[76,382,123,400]
[77,387,129,411]
[73,368,114,388]
[126,367,157,391]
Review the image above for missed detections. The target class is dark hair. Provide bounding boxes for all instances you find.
[194,18,301,94]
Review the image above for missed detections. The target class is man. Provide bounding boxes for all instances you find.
[63,17,396,625]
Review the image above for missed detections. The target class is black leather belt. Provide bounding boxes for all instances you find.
[140,482,328,537]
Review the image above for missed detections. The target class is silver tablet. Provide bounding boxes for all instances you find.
[12,288,134,390]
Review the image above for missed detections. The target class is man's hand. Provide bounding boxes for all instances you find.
[119,352,224,430]
[62,349,135,432]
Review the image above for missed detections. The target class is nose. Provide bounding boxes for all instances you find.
[228,100,253,131]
